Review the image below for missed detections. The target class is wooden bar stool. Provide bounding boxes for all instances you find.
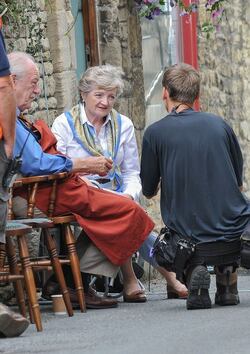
[9,173,86,313]
[4,221,43,332]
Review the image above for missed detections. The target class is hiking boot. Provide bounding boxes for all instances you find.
[215,266,239,306]
[186,265,211,310]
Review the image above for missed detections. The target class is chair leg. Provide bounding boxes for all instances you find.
[17,234,43,331]
[43,228,73,317]
[5,237,27,318]
[63,224,86,312]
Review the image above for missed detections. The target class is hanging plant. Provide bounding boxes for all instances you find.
[134,0,226,34]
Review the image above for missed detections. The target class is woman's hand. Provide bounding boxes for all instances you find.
[72,156,113,176]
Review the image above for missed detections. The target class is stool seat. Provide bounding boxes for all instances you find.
[15,218,54,228]
[52,215,76,224]
[6,222,32,236]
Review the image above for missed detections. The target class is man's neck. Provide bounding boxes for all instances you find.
[168,101,193,113]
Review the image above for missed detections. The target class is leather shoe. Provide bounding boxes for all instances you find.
[42,278,118,309]
[70,287,118,309]
[0,303,29,338]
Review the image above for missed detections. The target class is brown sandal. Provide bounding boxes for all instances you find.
[167,285,188,299]
[123,289,147,303]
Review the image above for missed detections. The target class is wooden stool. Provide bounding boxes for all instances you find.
[4,222,43,332]
[9,173,86,314]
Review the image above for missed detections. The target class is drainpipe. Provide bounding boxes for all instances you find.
[180,0,200,110]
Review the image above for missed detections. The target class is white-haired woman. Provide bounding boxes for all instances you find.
[52,64,187,300]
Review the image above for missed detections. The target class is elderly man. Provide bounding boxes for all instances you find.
[140,63,250,310]
[0,28,29,336]
[8,51,155,307]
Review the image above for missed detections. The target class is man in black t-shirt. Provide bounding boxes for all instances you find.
[140,63,250,310]
[0,25,29,337]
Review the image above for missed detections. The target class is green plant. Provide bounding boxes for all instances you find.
[135,0,226,34]
[0,0,47,56]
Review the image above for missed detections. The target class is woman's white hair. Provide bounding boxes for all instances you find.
[79,64,125,97]
[7,51,36,79]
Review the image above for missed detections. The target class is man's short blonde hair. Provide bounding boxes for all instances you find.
[162,63,200,104]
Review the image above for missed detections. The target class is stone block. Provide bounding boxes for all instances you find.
[11,38,27,52]
[43,76,56,97]
[37,0,46,11]
[47,11,75,72]
[240,121,250,141]
[43,62,54,75]
[47,0,68,12]
[53,71,78,111]
[41,37,50,51]
[48,97,58,109]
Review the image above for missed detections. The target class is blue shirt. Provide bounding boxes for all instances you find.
[0,29,10,77]
[14,118,73,176]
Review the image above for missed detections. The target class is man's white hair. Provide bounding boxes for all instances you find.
[7,52,37,79]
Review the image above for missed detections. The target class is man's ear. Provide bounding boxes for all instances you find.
[162,87,169,101]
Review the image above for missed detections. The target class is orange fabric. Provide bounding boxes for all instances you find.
[15,120,155,265]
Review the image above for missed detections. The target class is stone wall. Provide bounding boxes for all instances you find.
[198,1,250,198]
[4,0,78,127]
[96,0,146,145]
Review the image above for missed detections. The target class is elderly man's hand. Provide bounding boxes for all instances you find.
[72,156,113,176]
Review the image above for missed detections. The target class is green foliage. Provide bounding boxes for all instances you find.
[0,0,47,56]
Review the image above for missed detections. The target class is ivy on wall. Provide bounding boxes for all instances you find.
[0,0,47,56]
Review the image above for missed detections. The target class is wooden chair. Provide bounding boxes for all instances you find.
[1,222,42,331]
[8,173,86,314]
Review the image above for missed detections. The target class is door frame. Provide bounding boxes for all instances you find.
[82,0,99,66]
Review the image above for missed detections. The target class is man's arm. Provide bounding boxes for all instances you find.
[225,122,244,189]
[0,77,16,158]
[0,30,16,158]
[140,131,160,199]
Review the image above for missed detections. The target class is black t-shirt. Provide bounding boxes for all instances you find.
[141,109,250,241]
[0,29,10,77]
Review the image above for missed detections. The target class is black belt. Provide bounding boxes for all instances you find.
[95,178,111,184]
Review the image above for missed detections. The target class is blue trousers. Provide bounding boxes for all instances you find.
[138,231,158,268]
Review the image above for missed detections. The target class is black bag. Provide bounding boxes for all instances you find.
[152,227,196,281]
[152,227,183,271]
[174,238,196,283]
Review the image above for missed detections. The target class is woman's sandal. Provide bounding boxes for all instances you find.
[123,289,147,303]
[167,285,188,299]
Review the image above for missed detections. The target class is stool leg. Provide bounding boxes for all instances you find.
[63,224,86,312]
[5,237,27,318]
[17,234,43,331]
[43,228,73,317]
